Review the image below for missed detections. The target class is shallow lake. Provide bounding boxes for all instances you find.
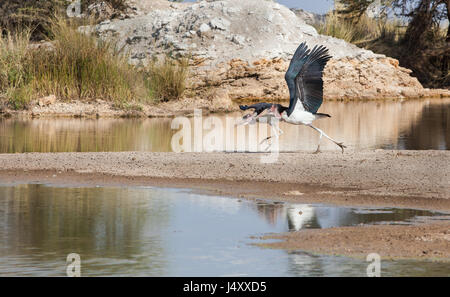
[1,99,449,153]
[0,184,448,276]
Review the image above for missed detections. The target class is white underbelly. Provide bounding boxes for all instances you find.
[283,110,315,125]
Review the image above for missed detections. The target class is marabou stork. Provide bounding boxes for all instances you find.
[238,42,346,153]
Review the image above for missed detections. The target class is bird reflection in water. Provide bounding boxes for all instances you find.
[253,201,285,225]
[287,205,321,231]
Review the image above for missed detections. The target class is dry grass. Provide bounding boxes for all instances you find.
[146,56,189,102]
[34,19,143,102]
[314,11,402,45]
[0,29,34,109]
[0,18,189,110]
[0,0,66,40]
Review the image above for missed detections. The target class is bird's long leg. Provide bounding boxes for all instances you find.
[278,127,284,136]
[260,125,276,150]
[308,124,346,153]
[259,126,277,144]
[264,125,279,151]
[260,123,282,151]
[313,130,323,154]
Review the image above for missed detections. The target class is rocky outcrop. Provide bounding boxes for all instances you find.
[324,57,449,100]
[87,0,449,109]
[189,56,450,102]
[291,8,325,25]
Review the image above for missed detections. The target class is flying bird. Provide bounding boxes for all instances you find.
[238,42,346,153]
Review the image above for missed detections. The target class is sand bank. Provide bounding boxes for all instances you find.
[1,150,449,261]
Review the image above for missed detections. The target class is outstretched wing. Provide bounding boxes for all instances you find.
[285,43,332,116]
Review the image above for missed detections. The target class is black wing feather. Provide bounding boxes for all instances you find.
[285,43,332,116]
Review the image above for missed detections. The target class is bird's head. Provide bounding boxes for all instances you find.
[269,104,279,118]
[270,104,288,119]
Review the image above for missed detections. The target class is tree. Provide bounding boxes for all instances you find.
[338,0,449,87]
[338,0,448,48]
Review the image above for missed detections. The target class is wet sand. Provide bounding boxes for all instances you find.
[258,222,450,262]
[0,150,449,261]
[0,150,448,203]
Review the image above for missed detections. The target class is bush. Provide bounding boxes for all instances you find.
[0,30,34,109]
[314,11,401,45]
[0,18,190,109]
[31,18,144,103]
[0,0,66,40]
[146,56,189,102]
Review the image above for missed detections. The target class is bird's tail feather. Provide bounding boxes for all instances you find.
[314,113,331,119]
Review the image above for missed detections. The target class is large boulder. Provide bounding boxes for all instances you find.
[88,0,449,105]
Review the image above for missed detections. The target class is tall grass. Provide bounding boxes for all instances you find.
[146,57,189,102]
[314,12,358,43]
[0,30,34,109]
[0,19,189,109]
[32,18,143,102]
[314,12,402,45]
[0,0,66,40]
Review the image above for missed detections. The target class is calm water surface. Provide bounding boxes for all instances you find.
[1,99,449,153]
[0,184,448,276]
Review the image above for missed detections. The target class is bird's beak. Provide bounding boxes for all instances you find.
[235,114,253,126]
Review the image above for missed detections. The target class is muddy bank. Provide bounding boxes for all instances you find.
[258,222,450,262]
[1,150,449,262]
[0,150,448,208]
[1,169,450,213]
[0,96,239,119]
[0,170,449,263]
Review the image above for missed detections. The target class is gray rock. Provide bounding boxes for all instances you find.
[231,35,245,45]
[87,1,114,21]
[209,17,230,31]
[131,52,146,60]
[198,23,211,34]
[91,0,384,67]
[291,8,326,25]
[77,0,437,102]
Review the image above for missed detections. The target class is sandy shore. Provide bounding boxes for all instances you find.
[0,150,449,261]
[0,96,240,118]
[0,150,449,206]
[258,222,450,261]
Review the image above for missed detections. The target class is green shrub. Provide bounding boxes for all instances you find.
[29,18,144,103]
[0,30,34,109]
[146,56,189,102]
[0,0,67,40]
[0,18,190,109]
